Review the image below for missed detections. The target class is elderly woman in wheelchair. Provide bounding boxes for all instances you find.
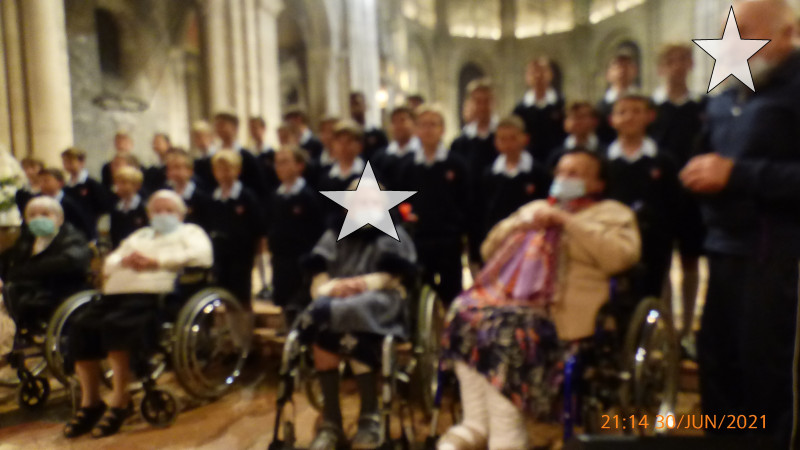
[0,197,92,395]
[290,214,417,450]
[437,150,641,450]
[63,190,213,439]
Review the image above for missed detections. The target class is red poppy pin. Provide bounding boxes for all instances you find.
[525,184,536,195]
[445,170,455,181]
[80,188,88,196]
[651,168,661,179]
[293,206,303,215]
[236,205,245,215]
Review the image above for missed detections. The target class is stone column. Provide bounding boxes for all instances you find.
[19,0,73,167]
[346,0,382,127]
[0,13,10,153]
[3,0,30,158]
[256,0,283,147]
[203,0,229,114]
[228,0,248,142]
[243,0,261,118]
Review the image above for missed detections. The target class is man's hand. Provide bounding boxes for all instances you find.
[680,153,735,194]
[122,251,159,271]
[329,277,368,297]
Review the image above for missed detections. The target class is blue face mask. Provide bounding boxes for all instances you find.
[150,214,181,235]
[28,217,57,237]
[549,177,587,202]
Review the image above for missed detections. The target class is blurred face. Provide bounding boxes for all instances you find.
[554,153,605,195]
[606,58,638,88]
[390,112,415,144]
[416,112,445,148]
[148,197,184,219]
[320,121,337,148]
[114,178,140,199]
[564,107,599,137]
[350,94,366,122]
[23,164,42,183]
[62,157,82,175]
[736,1,797,82]
[39,174,62,196]
[110,157,133,175]
[212,161,241,187]
[494,126,528,157]
[407,98,424,110]
[25,204,64,232]
[461,99,475,124]
[525,60,554,90]
[214,118,238,143]
[192,130,213,150]
[274,151,304,183]
[278,127,299,146]
[166,157,193,186]
[611,99,654,137]
[249,120,266,142]
[114,135,132,153]
[658,50,693,84]
[332,134,362,162]
[152,135,170,159]
[470,89,493,122]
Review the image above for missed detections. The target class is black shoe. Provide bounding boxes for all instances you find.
[351,414,381,450]
[309,421,347,450]
[91,401,133,438]
[63,402,107,438]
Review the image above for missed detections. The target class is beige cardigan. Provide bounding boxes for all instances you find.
[481,199,641,341]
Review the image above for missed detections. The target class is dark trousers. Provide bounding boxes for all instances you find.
[272,254,309,326]
[699,253,800,448]
[215,252,253,310]
[416,236,463,306]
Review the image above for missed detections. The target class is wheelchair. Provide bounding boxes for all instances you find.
[268,271,445,450]
[41,267,252,427]
[424,269,680,447]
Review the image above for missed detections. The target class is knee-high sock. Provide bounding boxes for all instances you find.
[486,382,527,450]
[352,359,378,418]
[318,369,342,428]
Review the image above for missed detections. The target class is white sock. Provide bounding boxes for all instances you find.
[486,383,528,450]
[438,362,489,450]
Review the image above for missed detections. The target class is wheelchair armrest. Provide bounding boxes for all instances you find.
[176,267,214,286]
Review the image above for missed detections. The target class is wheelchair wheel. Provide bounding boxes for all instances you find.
[172,288,252,399]
[0,346,47,388]
[44,290,101,386]
[620,297,679,434]
[412,285,445,416]
[18,375,50,409]
[140,387,180,427]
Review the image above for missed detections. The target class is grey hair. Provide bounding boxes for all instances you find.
[24,196,64,221]
[146,189,188,216]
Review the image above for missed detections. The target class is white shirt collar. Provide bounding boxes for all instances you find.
[116,193,142,212]
[54,190,64,203]
[213,180,243,201]
[491,152,533,177]
[277,177,306,196]
[462,116,498,139]
[67,169,89,187]
[255,142,273,155]
[168,180,196,200]
[222,141,241,152]
[564,134,599,151]
[32,235,56,256]
[386,136,421,156]
[652,86,697,107]
[414,141,449,166]
[320,148,333,166]
[523,87,559,108]
[299,128,313,145]
[328,157,365,180]
[604,86,636,104]
[607,137,658,163]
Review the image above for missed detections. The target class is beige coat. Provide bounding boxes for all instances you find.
[481,199,641,341]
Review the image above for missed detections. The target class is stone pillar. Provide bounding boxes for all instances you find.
[19,0,74,167]
[346,0,382,127]
[0,13,11,152]
[256,0,283,147]
[2,0,29,158]
[228,0,248,142]
[243,0,261,118]
[203,0,229,114]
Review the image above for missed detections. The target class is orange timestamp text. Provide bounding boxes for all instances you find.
[601,414,766,431]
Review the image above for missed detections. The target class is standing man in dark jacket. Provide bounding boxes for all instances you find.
[681,2,800,447]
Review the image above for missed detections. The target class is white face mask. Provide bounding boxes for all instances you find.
[150,213,181,234]
[549,177,587,202]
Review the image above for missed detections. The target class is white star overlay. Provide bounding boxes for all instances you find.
[320,162,416,241]
[693,6,770,93]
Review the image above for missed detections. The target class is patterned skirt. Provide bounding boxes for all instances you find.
[442,303,564,417]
